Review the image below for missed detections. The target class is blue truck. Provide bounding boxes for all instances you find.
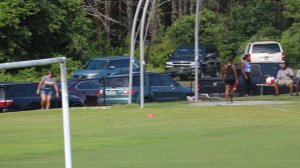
[72,56,139,79]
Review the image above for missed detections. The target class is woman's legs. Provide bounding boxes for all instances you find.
[45,95,52,109]
[225,84,230,102]
[40,94,47,109]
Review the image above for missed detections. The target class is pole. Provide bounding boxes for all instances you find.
[60,61,73,168]
[129,0,144,104]
[140,0,151,108]
[194,0,201,101]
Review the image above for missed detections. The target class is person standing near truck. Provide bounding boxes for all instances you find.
[222,57,238,102]
[241,54,252,96]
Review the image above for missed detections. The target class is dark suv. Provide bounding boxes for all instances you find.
[72,56,140,79]
[0,82,84,112]
[165,44,221,79]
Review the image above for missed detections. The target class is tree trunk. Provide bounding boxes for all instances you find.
[189,0,195,14]
[126,0,133,37]
[105,0,111,42]
[171,0,178,23]
[178,0,183,17]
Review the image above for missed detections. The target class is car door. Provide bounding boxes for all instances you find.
[10,84,40,111]
[150,74,183,101]
[75,81,100,106]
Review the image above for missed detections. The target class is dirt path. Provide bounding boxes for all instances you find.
[190,101,292,107]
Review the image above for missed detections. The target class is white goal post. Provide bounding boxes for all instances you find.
[0,57,73,168]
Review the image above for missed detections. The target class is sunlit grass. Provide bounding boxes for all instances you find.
[1,99,300,168]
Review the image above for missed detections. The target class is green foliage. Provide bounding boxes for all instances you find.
[50,57,82,79]
[0,57,81,82]
[0,0,300,76]
[281,23,300,62]
[283,0,300,22]
[0,67,40,82]
[0,0,95,62]
[165,9,225,47]
[147,37,175,68]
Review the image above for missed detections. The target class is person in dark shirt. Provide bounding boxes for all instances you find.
[222,57,238,102]
[36,70,59,109]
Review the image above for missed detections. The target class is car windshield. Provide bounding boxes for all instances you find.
[103,76,139,87]
[252,44,281,53]
[260,64,280,77]
[173,47,205,58]
[83,60,109,69]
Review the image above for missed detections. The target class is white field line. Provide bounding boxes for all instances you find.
[2,159,300,164]
[264,105,300,114]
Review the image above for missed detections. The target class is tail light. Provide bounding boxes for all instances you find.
[0,100,13,107]
[97,90,103,95]
[123,88,137,95]
[281,52,285,61]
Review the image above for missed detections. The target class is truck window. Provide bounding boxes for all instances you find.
[84,60,108,69]
[252,44,281,53]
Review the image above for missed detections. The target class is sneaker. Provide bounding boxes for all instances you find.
[290,93,293,96]
[274,94,279,96]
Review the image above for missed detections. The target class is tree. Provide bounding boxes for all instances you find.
[0,0,95,63]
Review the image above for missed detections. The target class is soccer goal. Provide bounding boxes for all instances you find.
[0,57,73,168]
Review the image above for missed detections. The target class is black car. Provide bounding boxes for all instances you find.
[0,82,84,112]
[165,44,221,80]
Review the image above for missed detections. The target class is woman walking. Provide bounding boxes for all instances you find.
[36,70,59,109]
[222,57,238,102]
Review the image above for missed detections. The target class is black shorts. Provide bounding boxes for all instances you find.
[225,77,235,86]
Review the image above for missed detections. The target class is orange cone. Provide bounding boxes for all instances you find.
[147,113,155,118]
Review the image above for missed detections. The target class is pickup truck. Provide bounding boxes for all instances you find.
[165,44,221,80]
[198,62,290,96]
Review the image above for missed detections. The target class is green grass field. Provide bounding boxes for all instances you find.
[1,97,300,168]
